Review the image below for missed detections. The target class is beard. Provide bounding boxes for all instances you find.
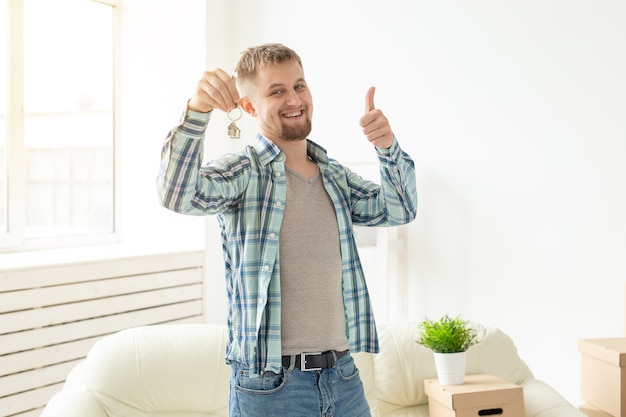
[281,118,312,141]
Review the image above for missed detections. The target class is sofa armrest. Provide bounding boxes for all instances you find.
[521,379,587,417]
[40,389,108,417]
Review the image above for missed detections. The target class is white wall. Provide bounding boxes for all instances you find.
[199,0,626,405]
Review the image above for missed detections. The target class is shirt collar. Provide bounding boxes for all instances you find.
[252,134,330,166]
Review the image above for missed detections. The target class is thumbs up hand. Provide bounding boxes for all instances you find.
[359,86,394,149]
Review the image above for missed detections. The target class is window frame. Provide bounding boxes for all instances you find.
[1,0,121,252]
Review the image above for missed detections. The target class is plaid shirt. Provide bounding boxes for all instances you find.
[157,109,417,376]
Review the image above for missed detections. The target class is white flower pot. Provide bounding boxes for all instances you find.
[433,351,467,385]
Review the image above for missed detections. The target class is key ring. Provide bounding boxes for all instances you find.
[227,106,242,122]
[227,106,242,139]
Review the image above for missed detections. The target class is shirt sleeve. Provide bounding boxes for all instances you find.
[349,137,418,226]
[156,108,210,215]
[156,108,251,216]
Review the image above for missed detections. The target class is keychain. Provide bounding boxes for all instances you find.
[227,106,242,139]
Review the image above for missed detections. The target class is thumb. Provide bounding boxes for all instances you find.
[364,86,376,113]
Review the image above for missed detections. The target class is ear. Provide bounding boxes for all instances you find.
[239,97,256,116]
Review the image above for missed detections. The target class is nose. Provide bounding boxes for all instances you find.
[285,89,301,106]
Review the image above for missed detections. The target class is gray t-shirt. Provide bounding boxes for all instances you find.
[279,166,349,355]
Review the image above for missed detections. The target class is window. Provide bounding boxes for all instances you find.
[0,0,8,242]
[1,0,118,251]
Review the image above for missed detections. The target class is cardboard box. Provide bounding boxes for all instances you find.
[578,338,626,417]
[424,374,524,417]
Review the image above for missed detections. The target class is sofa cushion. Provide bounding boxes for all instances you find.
[373,322,438,412]
[380,404,430,417]
[66,324,230,416]
[465,325,528,385]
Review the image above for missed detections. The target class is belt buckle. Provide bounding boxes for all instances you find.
[301,352,322,371]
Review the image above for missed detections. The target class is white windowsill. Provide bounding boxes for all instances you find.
[0,241,205,272]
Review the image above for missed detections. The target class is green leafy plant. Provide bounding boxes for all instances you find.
[416,314,478,353]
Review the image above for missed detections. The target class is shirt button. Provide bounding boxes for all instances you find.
[275,201,282,207]
[263,265,270,272]
[269,233,276,239]
[275,172,281,177]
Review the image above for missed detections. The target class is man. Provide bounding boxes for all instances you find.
[157,43,417,417]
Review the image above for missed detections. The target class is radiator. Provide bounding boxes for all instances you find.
[0,250,204,417]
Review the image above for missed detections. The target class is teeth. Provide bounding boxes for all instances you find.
[284,111,301,118]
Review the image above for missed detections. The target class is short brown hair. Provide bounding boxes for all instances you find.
[234,43,303,91]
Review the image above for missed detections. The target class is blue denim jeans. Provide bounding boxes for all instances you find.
[229,352,371,417]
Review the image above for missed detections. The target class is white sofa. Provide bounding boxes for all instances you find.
[41,323,586,417]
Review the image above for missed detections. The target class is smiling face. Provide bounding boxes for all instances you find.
[240,59,313,143]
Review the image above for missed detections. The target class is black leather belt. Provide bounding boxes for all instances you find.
[282,350,349,371]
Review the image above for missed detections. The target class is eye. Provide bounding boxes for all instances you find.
[271,89,283,96]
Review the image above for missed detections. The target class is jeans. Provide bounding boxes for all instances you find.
[229,352,371,417]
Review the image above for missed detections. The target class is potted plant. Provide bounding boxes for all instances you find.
[416,314,478,385]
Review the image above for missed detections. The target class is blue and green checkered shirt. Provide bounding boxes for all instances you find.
[157,109,417,376]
